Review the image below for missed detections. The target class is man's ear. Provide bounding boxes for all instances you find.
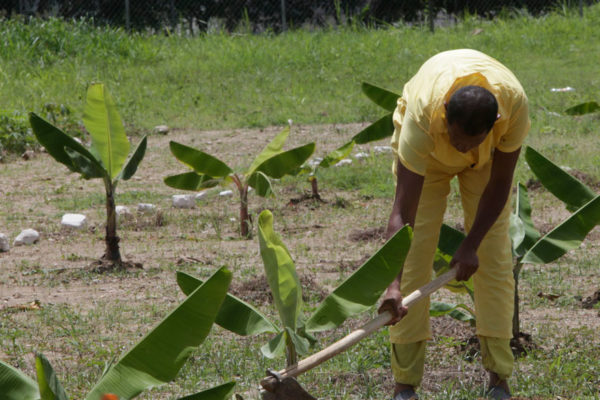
[444,101,448,111]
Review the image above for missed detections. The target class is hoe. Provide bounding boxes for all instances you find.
[260,269,458,399]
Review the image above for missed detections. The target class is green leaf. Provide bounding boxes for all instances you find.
[361,82,400,112]
[522,194,600,264]
[29,113,105,179]
[318,141,355,170]
[35,354,69,400]
[258,210,302,330]
[252,143,316,179]
[118,136,147,181]
[509,213,525,254]
[525,146,596,211]
[169,141,233,177]
[513,183,541,257]
[565,101,600,115]
[351,113,394,144]
[433,224,473,298]
[83,83,130,180]
[430,302,476,325]
[304,226,412,332]
[247,171,273,197]
[261,331,286,359]
[0,360,40,400]
[176,271,278,336]
[85,267,232,400]
[286,327,310,356]
[164,172,222,191]
[437,224,465,255]
[247,127,290,176]
[175,382,236,400]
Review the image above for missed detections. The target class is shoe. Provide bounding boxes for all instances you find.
[486,385,511,400]
[393,388,419,400]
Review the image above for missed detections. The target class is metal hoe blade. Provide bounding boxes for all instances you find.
[260,370,316,400]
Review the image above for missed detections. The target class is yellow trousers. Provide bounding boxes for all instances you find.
[389,156,515,386]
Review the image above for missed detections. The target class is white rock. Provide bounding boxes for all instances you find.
[0,233,9,252]
[61,213,87,229]
[353,152,369,159]
[13,229,40,246]
[219,190,233,197]
[373,145,393,154]
[172,194,195,208]
[154,125,170,135]
[195,191,208,200]
[307,157,323,168]
[334,158,353,167]
[137,203,156,213]
[116,206,132,217]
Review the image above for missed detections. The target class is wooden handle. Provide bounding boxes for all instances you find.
[260,269,457,390]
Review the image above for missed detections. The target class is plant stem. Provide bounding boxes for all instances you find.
[512,261,523,338]
[104,180,122,262]
[232,174,251,238]
[285,332,298,367]
[310,176,320,199]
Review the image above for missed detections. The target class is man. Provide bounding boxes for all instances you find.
[378,49,530,400]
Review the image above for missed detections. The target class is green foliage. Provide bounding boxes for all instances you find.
[0,268,235,400]
[0,110,37,155]
[165,127,315,236]
[351,83,398,144]
[565,101,600,115]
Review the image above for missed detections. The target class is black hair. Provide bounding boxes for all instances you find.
[446,85,498,136]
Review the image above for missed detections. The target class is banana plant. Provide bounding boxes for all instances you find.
[351,82,398,145]
[165,128,315,238]
[29,83,147,269]
[0,267,235,400]
[565,101,600,115]
[297,140,355,200]
[178,209,412,367]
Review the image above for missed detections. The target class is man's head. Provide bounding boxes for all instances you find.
[444,85,499,153]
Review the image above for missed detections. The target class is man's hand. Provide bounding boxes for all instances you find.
[378,285,408,325]
[450,241,479,281]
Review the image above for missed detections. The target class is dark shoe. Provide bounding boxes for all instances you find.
[393,388,419,400]
[486,385,511,400]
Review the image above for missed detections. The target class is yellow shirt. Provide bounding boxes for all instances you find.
[391,49,530,176]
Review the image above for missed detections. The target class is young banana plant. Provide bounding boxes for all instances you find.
[165,127,315,238]
[29,83,147,269]
[0,268,235,400]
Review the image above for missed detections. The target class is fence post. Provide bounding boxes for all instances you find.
[281,0,287,31]
[428,0,434,32]
[125,0,130,31]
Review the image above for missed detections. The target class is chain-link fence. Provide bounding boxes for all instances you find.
[1,0,598,33]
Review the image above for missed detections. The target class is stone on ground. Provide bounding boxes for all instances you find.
[0,233,9,252]
[137,203,156,213]
[14,229,40,246]
[172,194,195,208]
[61,213,87,229]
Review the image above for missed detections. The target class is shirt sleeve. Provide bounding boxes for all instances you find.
[497,94,530,153]
[391,108,434,176]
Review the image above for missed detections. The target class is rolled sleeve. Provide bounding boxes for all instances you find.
[391,109,434,176]
[497,95,530,153]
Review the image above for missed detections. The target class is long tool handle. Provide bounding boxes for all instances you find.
[261,268,457,390]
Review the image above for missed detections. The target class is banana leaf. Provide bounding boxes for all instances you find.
[35,354,68,400]
[247,127,289,176]
[304,226,412,332]
[83,83,130,180]
[361,82,399,112]
[176,271,278,336]
[513,183,541,257]
[169,141,233,178]
[29,113,105,179]
[261,331,286,359]
[118,136,148,182]
[85,267,232,400]
[175,381,236,400]
[286,327,310,356]
[0,359,40,400]
[247,171,273,197]
[317,141,355,169]
[351,113,394,144]
[565,101,600,115]
[252,143,315,179]
[525,146,596,211]
[434,224,474,297]
[429,301,476,325]
[164,172,221,191]
[258,210,302,331]
[522,194,600,264]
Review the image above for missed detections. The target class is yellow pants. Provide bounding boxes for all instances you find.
[389,156,515,386]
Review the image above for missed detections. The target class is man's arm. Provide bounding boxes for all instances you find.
[379,160,425,324]
[452,147,521,281]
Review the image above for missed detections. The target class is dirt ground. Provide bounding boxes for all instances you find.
[1,123,599,399]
